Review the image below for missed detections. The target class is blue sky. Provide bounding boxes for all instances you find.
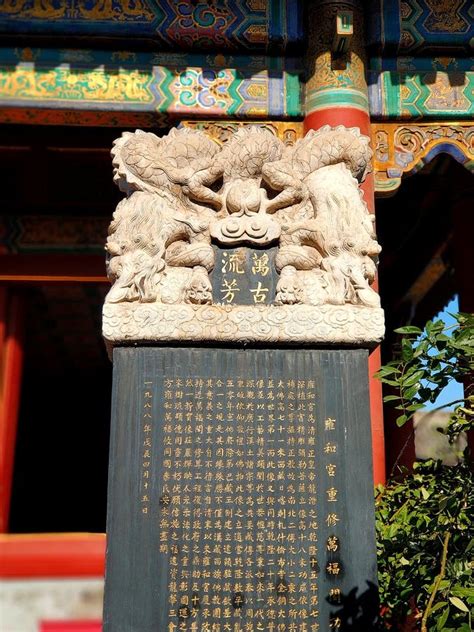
[423,295,464,410]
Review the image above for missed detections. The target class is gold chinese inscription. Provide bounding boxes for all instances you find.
[323,416,343,624]
[140,381,154,515]
[159,376,321,630]
[214,247,277,305]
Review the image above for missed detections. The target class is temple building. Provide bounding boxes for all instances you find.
[0,1,472,630]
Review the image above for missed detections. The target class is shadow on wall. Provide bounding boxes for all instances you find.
[328,582,383,631]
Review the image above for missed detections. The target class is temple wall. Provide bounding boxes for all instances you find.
[1,579,103,632]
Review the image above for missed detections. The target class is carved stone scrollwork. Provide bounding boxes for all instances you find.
[104,124,384,346]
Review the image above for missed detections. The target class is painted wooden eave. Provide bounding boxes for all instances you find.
[366,0,474,56]
[368,56,474,120]
[0,48,303,122]
[0,0,303,53]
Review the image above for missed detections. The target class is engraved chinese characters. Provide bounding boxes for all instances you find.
[103,348,378,632]
[212,247,278,305]
[160,375,319,630]
[103,125,384,346]
[140,382,154,515]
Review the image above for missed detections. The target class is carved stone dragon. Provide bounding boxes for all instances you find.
[106,124,381,313]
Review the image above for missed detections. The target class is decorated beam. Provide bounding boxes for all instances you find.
[0,48,302,123]
[180,119,304,147]
[0,108,163,127]
[0,216,108,255]
[367,0,474,55]
[368,57,474,119]
[372,121,474,195]
[0,0,302,53]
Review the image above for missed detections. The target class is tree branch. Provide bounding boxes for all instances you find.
[421,531,451,632]
[390,429,414,478]
[428,399,465,414]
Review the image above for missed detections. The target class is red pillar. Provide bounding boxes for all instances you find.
[305,0,385,484]
[0,291,25,532]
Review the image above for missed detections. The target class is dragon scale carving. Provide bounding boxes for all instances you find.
[104,125,384,345]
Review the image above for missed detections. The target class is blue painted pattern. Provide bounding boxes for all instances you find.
[0,0,303,52]
[368,0,473,54]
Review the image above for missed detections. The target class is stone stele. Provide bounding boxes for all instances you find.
[102,125,384,346]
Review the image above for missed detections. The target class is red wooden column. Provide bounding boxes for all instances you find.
[0,533,105,578]
[305,0,385,484]
[0,290,25,532]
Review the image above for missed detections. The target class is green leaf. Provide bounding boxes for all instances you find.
[380,378,402,387]
[404,385,420,400]
[436,606,450,630]
[406,403,424,412]
[376,366,401,376]
[420,487,430,500]
[414,340,430,358]
[448,596,469,613]
[394,326,422,335]
[396,414,408,427]
[383,395,401,402]
[403,370,425,388]
[452,587,474,600]
[438,497,448,512]
[401,338,414,360]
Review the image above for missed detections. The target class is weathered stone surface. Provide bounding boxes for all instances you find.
[103,302,384,346]
[103,347,379,632]
[103,125,384,346]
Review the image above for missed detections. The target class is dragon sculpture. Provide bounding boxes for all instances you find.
[106,124,381,309]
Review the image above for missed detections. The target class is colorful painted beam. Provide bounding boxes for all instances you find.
[368,57,474,119]
[368,0,474,55]
[0,108,162,127]
[0,48,303,122]
[0,0,302,53]
[180,119,304,146]
[0,216,108,255]
[372,121,474,195]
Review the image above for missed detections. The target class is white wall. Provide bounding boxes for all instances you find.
[0,579,103,632]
